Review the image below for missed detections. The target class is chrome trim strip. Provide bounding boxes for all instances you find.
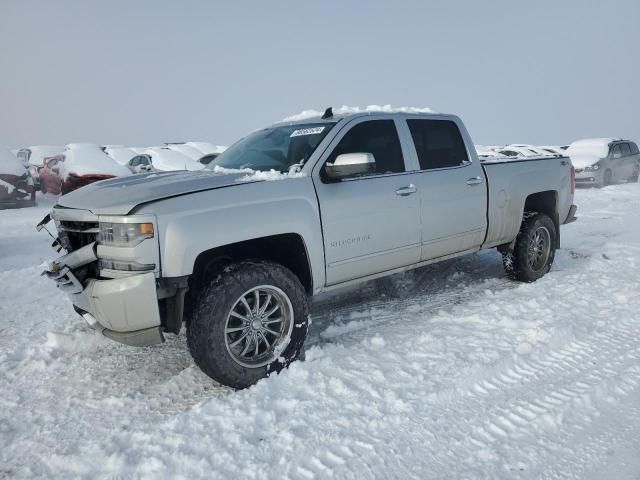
[327,242,421,268]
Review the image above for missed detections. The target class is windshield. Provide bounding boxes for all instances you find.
[209,122,336,172]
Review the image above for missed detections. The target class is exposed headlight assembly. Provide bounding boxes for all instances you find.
[99,222,154,247]
[98,259,155,272]
[584,164,600,171]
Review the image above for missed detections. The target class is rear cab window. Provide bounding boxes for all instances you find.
[406,119,469,170]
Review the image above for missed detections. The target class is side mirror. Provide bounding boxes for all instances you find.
[325,152,375,180]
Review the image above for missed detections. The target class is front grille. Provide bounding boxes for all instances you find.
[58,221,99,252]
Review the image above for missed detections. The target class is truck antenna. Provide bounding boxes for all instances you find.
[321,107,333,119]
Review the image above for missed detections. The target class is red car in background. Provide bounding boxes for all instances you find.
[39,155,65,195]
[39,144,131,195]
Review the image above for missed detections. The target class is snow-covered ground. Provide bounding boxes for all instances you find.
[1,184,640,479]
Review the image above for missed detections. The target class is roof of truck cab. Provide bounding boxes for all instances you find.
[274,110,459,128]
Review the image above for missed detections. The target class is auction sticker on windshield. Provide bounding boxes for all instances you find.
[290,127,325,137]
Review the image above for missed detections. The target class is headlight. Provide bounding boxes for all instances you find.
[585,164,600,171]
[99,222,154,247]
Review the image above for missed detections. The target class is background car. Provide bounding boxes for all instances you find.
[39,144,131,195]
[497,146,554,158]
[185,141,227,156]
[104,146,137,165]
[475,146,509,161]
[15,145,63,190]
[568,138,640,187]
[165,143,208,161]
[537,145,566,156]
[0,146,36,208]
[127,147,206,173]
[198,153,221,165]
[166,142,227,164]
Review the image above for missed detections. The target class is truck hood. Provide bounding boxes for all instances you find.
[56,170,252,215]
[569,155,601,169]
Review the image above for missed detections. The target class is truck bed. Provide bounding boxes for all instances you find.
[481,156,574,248]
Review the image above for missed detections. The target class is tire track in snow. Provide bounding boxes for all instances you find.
[402,316,640,477]
[309,276,515,347]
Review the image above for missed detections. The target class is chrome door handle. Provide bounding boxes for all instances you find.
[395,184,417,196]
[466,177,483,186]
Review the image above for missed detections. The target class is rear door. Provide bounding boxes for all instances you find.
[609,144,625,182]
[401,117,487,261]
[312,117,421,285]
[630,142,640,179]
[619,143,635,179]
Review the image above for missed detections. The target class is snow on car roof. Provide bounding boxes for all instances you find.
[143,148,205,171]
[27,145,63,167]
[105,147,137,165]
[61,144,131,178]
[186,142,227,155]
[567,138,617,160]
[166,144,206,161]
[281,104,435,122]
[0,146,27,176]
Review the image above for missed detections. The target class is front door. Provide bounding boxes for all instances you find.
[312,118,421,286]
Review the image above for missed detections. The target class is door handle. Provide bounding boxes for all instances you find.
[466,176,483,186]
[395,184,417,196]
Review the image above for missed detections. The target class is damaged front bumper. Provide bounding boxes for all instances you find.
[42,239,164,347]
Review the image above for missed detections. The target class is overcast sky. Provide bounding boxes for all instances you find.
[1,0,638,148]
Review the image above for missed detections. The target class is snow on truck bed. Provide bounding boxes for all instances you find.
[2,185,640,479]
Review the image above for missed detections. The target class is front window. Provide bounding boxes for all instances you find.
[210,122,336,172]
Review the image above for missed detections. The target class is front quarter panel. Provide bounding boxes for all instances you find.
[137,176,325,290]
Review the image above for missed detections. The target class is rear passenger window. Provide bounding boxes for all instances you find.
[407,120,469,170]
[325,120,404,177]
[631,142,639,155]
[620,143,631,156]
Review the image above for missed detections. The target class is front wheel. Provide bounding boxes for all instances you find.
[502,213,556,282]
[187,260,309,389]
[602,169,612,187]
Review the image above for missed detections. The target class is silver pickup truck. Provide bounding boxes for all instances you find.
[40,110,577,388]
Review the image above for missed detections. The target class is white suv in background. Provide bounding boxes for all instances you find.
[568,138,640,187]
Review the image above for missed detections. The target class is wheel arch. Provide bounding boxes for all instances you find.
[523,190,560,247]
[190,233,314,295]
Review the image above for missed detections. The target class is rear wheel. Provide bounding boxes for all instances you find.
[502,213,556,282]
[186,260,309,389]
[629,167,639,183]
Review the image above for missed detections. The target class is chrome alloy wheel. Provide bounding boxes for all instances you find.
[224,285,294,368]
[527,226,551,272]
